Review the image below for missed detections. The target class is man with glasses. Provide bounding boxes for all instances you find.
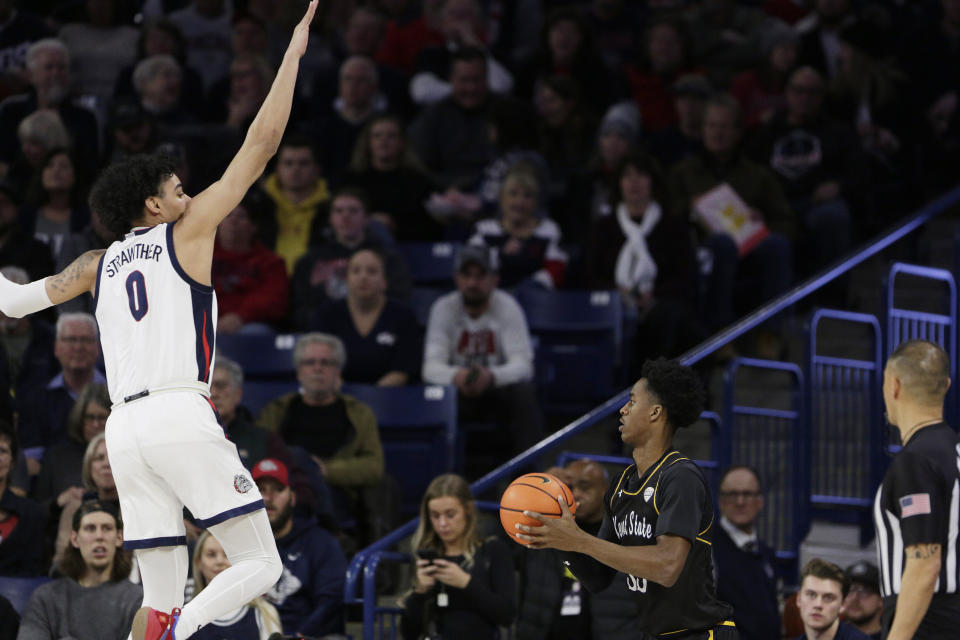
[18,312,104,451]
[843,561,881,639]
[713,465,779,640]
[258,332,384,544]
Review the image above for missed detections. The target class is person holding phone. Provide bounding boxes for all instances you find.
[401,473,516,640]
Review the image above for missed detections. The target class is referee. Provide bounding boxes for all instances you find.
[517,358,736,639]
[875,339,960,639]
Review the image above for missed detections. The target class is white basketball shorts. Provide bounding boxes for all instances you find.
[105,391,263,549]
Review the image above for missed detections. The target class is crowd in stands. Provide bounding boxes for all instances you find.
[1,0,959,637]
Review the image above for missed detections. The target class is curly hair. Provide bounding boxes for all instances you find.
[640,357,705,431]
[89,154,177,236]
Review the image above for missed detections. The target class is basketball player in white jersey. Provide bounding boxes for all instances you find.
[0,2,317,638]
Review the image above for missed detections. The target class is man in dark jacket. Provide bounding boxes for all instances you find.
[713,465,780,640]
[0,420,48,576]
[253,458,347,638]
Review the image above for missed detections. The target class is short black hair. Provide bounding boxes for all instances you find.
[89,154,178,236]
[331,185,371,213]
[640,358,705,431]
[278,133,320,164]
[450,46,486,73]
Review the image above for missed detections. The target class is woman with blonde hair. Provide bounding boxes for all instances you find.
[188,530,283,640]
[401,473,516,640]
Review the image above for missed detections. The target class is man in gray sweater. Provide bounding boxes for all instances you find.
[422,245,543,469]
[17,500,141,640]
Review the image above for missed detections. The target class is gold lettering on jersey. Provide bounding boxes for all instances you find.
[613,511,654,540]
[105,243,164,278]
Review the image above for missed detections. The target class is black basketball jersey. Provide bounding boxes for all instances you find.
[875,422,960,635]
[596,449,732,636]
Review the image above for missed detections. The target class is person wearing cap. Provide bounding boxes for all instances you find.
[423,244,542,469]
[104,99,162,166]
[17,499,142,640]
[796,558,870,640]
[648,73,711,169]
[843,562,881,639]
[252,457,347,638]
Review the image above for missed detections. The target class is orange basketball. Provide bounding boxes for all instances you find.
[500,472,576,543]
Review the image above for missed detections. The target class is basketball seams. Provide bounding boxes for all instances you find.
[509,482,573,507]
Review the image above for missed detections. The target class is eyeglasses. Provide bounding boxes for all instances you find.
[297,358,340,369]
[719,490,762,501]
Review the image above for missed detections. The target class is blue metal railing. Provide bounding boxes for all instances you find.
[348,185,960,639]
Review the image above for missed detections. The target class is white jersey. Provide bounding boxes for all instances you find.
[94,223,217,405]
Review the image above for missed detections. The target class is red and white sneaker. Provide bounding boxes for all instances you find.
[131,606,181,640]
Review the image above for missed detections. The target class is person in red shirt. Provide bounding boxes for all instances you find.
[212,189,290,334]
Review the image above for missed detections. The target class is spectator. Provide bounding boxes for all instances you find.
[747,65,859,273]
[289,187,410,331]
[0,180,54,280]
[20,148,90,267]
[253,458,347,637]
[409,0,513,106]
[260,135,330,273]
[713,466,780,640]
[102,99,164,167]
[796,0,856,79]
[210,356,326,519]
[795,558,869,640]
[0,0,50,89]
[33,382,108,504]
[534,74,598,202]
[5,108,71,190]
[730,21,800,131]
[0,419,47,576]
[410,46,531,190]
[516,459,647,640]
[204,53,274,131]
[683,0,772,88]
[374,0,446,75]
[468,163,567,290]
[257,333,386,534]
[17,500,141,640]
[212,189,289,334]
[515,7,618,117]
[189,530,283,640]
[624,20,701,133]
[580,101,640,223]
[168,0,234,92]
[0,39,100,176]
[57,0,138,105]
[314,248,420,386]
[401,473,516,640]
[842,561,882,640]
[583,152,701,371]
[112,18,205,115]
[581,0,644,69]
[422,244,543,461]
[132,54,199,127]
[341,113,443,242]
[0,266,56,402]
[311,55,387,185]
[55,207,121,315]
[648,74,711,171]
[17,312,105,450]
[669,94,795,335]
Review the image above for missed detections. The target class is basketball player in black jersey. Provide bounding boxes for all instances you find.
[875,339,960,639]
[517,358,736,639]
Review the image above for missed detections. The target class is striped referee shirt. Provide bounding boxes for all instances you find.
[874,422,960,634]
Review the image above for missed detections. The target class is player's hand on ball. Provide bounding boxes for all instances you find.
[431,558,472,589]
[516,494,581,551]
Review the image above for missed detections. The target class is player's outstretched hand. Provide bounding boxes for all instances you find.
[516,494,582,551]
[288,0,318,59]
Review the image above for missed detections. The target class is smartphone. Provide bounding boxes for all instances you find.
[416,549,440,563]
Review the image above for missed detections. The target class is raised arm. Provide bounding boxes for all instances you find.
[0,250,103,318]
[177,0,317,239]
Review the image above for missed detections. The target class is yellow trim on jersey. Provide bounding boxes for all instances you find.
[696,537,712,545]
[720,621,736,626]
[652,455,690,515]
[611,451,682,510]
[659,628,689,636]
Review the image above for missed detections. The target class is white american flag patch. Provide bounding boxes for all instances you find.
[900,493,932,518]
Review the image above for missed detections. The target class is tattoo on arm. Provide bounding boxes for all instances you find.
[906,544,941,560]
[47,250,104,297]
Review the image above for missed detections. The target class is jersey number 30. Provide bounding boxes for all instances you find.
[126,271,149,321]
